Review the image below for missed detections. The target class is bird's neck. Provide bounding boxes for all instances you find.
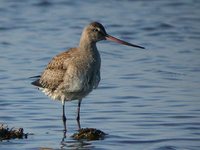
[79,37,97,53]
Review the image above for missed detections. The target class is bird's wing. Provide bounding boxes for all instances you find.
[32,48,78,90]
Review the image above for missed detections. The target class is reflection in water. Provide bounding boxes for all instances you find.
[60,127,106,149]
[40,129,94,149]
[60,130,93,149]
[61,138,93,149]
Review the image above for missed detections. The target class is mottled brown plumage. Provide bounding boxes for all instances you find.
[31,22,144,131]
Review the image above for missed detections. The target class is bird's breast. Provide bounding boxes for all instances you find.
[62,54,100,93]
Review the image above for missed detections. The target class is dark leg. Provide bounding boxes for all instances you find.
[62,101,67,132]
[76,99,82,130]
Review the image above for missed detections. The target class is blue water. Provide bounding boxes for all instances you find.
[0,0,200,149]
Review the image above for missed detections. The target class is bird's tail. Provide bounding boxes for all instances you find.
[30,75,43,87]
[29,75,41,79]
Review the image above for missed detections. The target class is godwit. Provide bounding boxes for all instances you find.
[31,22,144,131]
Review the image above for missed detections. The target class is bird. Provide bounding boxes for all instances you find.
[31,22,144,131]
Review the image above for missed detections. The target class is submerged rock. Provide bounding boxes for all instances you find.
[72,128,106,141]
[0,124,27,141]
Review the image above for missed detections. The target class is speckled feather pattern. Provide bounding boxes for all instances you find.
[31,22,114,102]
[35,46,101,101]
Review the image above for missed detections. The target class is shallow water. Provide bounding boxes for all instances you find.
[0,0,200,149]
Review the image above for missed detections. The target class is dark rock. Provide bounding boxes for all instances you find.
[0,124,28,141]
[72,128,106,141]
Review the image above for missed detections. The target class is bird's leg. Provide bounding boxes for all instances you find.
[62,100,67,132]
[76,99,82,130]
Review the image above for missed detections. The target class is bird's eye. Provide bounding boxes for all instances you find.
[93,28,99,32]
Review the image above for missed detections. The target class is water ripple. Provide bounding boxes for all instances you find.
[0,0,200,149]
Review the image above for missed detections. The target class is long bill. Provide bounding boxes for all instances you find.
[105,34,145,49]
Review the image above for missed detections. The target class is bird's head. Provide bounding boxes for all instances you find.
[80,22,145,49]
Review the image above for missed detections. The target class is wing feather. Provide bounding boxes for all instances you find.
[33,48,78,90]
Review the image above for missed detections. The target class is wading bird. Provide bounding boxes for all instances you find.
[31,22,144,131]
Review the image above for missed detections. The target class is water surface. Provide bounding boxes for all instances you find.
[0,0,200,149]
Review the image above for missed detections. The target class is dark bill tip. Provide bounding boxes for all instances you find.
[105,35,145,49]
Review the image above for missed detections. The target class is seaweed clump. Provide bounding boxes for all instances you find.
[72,128,106,141]
[0,124,27,141]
